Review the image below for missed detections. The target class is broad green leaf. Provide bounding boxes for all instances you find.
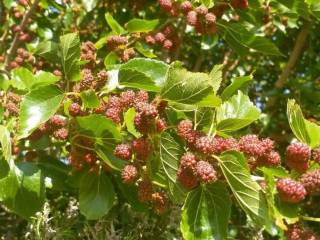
[277,0,310,20]
[161,66,221,107]
[217,91,260,132]
[76,114,122,142]
[34,41,59,62]
[209,64,223,93]
[124,108,141,138]
[11,68,35,90]
[168,180,188,204]
[126,19,159,33]
[186,108,214,130]
[33,71,60,88]
[81,0,98,11]
[217,21,283,56]
[119,58,169,92]
[135,42,157,58]
[219,151,273,229]
[80,90,100,109]
[287,99,320,148]
[60,33,81,81]
[19,85,64,139]
[3,0,14,8]
[0,162,45,218]
[105,13,126,35]
[181,182,231,240]
[0,125,11,161]
[160,132,184,183]
[221,75,253,101]
[0,74,10,91]
[79,172,115,220]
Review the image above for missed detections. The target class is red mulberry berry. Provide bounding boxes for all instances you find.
[121,164,139,184]
[83,152,97,165]
[135,90,149,104]
[180,152,197,170]
[286,142,311,172]
[53,128,69,141]
[94,101,107,114]
[205,13,216,24]
[195,161,217,183]
[145,35,156,45]
[69,103,82,117]
[239,134,265,157]
[195,136,216,154]
[177,167,199,189]
[195,6,208,16]
[301,169,320,195]
[25,151,38,162]
[156,118,167,132]
[107,95,122,109]
[136,102,158,118]
[285,224,320,240]
[312,147,320,163]
[138,180,153,203]
[231,0,249,9]
[163,39,173,50]
[177,120,193,137]
[50,115,67,128]
[181,1,193,14]
[158,0,173,12]
[7,92,21,103]
[120,90,136,109]
[132,137,152,161]
[113,143,132,160]
[276,178,306,203]
[151,192,168,214]
[6,102,19,117]
[213,137,239,155]
[154,32,166,44]
[257,151,281,167]
[105,107,121,124]
[187,11,198,26]
[107,36,128,50]
[261,138,275,153]
[134,112,153,134]
[53,70,62,76]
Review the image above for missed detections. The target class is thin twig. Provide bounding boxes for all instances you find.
[4,0,40,72]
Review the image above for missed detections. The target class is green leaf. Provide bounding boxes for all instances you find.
[124,108,141,138]
[219,151,273,229]
[221,75,253,101]
[105,13,126,35]
[181,182,231,240]
[0,125,11,161]
[79,172,115,220]
[11,68,35,90]
[160,132,184,183]
[161,66,221,108]
[0,162,45,218]
[3,0,14,8]
[104,52,120,68]
[209,64,223,93]
[80,90,100,109]
[34,41,59,62]
[217,91,260,132]
[217,21,283,56]
[60,33,81,82]
[18,85,64,139]
[119,58,169,92]
[287,99,320,148]
[33,71,60,88]
[76,114,122,142]
[135,42,157,58]
[126,19,159,33]
[81,0,98,11]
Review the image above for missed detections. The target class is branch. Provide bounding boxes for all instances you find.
[275,21,311,89]
[4,0,40,72]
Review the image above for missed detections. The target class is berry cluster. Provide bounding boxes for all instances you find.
[3,92,21,118]
[144,25,179,51]
[230,0,249,9]
[285,223,320,240]
[300,169,320,195]
[29,114,68,142]
[73,68,108,92]
[177,152,217,189]
[9,48,34,69]
[285,142,311,173]
[81,41,96,67]
[106,35,135,62]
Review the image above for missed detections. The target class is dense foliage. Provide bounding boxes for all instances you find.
[1,0,320,239]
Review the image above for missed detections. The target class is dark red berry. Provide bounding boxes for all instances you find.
[180,152,197,170]
[239,134,266,157]
[195,6,208,16]
[301,169,320,195]
[69,103,82,117]
[50,115,67,128]
[135,90,149,104]
[177,120,193,137]
[163,39,173,50]
[136,102,158,118]
[120,90,136,109]
[195,136,216,154]
[180,1,193,14]
[83,152,97,165]
[205,13,216,24]
[107,95,122,109]
[25,151,37,161]
[212,137,239,155]
[121,164,139,184]
[187,11,198,26]
[132,137,152,161]
[138,180,153,203]
[276,178,306,203]
[177,167,199,189]
[231,0,249,9]
[257,151,281,167]
[151,192,168,214]
[145,35,156,45]
[105,107,121,123]
[195,161,217,183]
[158,0,173,12]
[154,32,166,44]
[113,143,133,160]
[53,128,69,141]
[134,112,153,134]
[312,147,320,163]
[156,118,167,132]
[286,143,311,173]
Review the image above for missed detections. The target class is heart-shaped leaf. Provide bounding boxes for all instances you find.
[181,182,231,240]
[126,19,159,33]
[221,75,253,101]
